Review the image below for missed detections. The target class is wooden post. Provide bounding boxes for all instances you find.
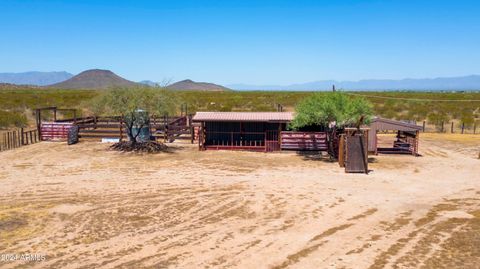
[461,123,465,134]
[36,109,42,140]
[441,121,444,133]
[119,117,123,142]
[338,134,345,167]
[163,115,167,143]
[21,128,24,145]
[53,107,57,122]
[451,122,454,133]
[415,131,419,156]
[190,126,194,144]
[12,131,16,148]
[264,132,267,152]
[30,131,33,145]
[422,121,425,132]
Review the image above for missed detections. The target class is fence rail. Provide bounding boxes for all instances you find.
[0,128,40,152]
[280,131,328,151]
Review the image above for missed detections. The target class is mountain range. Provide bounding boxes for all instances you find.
[0,71,73,86]
[1,70,479,91]
[0,70,231,91]
[228,75,480,91]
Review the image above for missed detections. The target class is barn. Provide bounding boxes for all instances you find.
[192,112,328,152]
[368,117,422,155]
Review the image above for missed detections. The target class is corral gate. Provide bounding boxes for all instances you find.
[345,133,368,173]
[40,122,74,141]
[280,132,328,151]
[265,130,280,152]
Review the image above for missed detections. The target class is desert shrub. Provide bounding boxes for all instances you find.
[0,110,28,129]
[427,111,450,131]
[459,112,475,128]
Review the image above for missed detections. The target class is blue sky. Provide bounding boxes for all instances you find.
[1,0,479,85]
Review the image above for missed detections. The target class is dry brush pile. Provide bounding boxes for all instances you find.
[110,141,169,153]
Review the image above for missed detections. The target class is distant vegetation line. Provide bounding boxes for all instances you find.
[0,88,479,130]
[346,92,480,102]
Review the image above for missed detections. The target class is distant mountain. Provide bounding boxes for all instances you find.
[166,79,230,91]
[228,75,480,91]
[139,80,159,87]
[49,69,140,89]
[0,71,73,86]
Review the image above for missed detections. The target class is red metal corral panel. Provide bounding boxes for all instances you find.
[40,122,74,141]
[280,131,328,151]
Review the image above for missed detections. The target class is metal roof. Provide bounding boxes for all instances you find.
[370,117,422,132]
[192,112,294,122]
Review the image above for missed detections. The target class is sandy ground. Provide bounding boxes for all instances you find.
[0,134,479,269]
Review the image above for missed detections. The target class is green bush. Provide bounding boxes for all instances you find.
[0,110,28,129]
[290,92,373,130]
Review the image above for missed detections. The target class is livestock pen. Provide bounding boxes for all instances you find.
[193,112,330,152]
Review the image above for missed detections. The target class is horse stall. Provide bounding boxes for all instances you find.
[368,117,422,156]
[193,112,293,151]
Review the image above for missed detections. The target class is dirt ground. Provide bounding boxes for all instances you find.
[0,134,479,269]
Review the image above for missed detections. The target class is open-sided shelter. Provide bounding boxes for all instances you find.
[193,112,293,151]
[368,117,422,155]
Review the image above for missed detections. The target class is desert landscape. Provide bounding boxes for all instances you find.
[0,134,478,269]
[2,1,480,268]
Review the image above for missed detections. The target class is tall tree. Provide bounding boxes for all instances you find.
[290,92,373,130]
[291,92,373,157]
[89,87,177,143]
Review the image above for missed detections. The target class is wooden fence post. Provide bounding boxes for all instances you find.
[21,128,24,145]
[18,129,21,146]
[461,123,465,134]
[338,134,345,167]
[451,122,454,133]
[422,121,425,132]
[163,115,167,143]
[119,117,123,142]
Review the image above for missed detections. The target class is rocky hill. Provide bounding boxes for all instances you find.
[48,69,139,89]
[166,79,230,91]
